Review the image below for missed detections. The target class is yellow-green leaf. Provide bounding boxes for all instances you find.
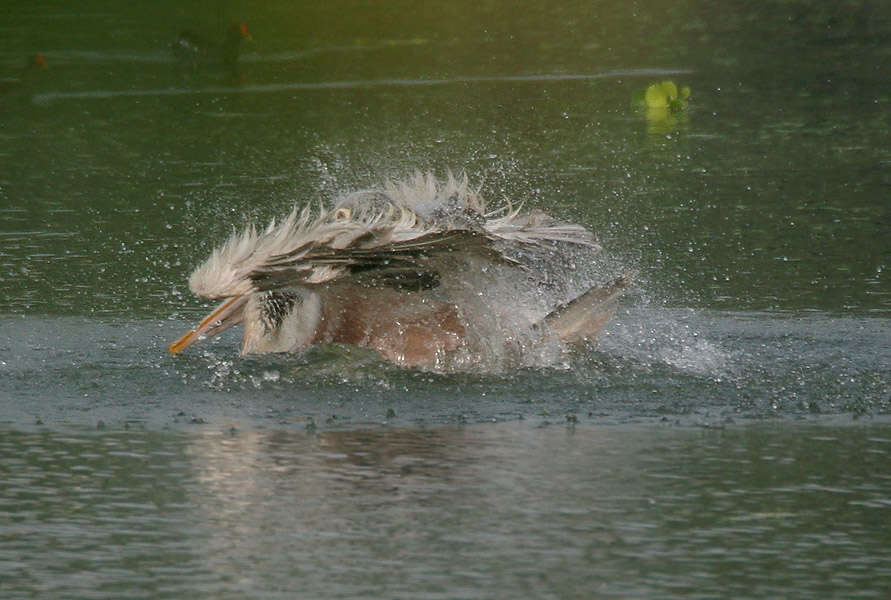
[660,81,678,101]
[645,84,668,108]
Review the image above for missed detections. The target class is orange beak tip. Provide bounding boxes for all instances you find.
[168,330,197,355]
[168,296,246,356]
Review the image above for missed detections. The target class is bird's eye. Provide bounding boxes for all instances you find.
[333,207,351,220]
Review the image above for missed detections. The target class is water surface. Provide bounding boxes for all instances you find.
[1,0,889,598]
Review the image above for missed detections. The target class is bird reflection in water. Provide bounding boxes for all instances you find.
[1,55,49,102]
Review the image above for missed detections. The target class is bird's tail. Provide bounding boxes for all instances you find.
[539,274,631,344]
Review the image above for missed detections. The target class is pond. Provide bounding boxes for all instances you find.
[1,1,889,598]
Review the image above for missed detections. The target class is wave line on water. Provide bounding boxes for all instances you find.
[31,69,692,104]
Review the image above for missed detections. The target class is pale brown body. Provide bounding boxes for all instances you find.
[312,285,465,367]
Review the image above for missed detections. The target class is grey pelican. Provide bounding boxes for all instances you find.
[169,173,630,370]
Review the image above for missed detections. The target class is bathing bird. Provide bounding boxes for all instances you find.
[169,173,629,370]
[1,55,48,101]
[171,23,252,76]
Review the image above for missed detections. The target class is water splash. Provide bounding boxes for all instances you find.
[598,305,733,378]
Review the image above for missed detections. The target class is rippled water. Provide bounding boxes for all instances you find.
[2,309,889,430]
[3,423,891,599]
[2,0,890,598]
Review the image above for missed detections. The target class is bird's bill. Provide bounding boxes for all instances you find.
[168,295,248,355]
[236,23,252,40]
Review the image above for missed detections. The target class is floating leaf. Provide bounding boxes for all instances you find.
[645,84,669,108]
[660,80,678,102]
[634,80,693,134]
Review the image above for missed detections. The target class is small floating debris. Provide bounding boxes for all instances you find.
[632,80,692,133]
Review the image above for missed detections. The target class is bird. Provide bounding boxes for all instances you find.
[1,55,48,101]
[171,23,252,76]
[169,173,630,371]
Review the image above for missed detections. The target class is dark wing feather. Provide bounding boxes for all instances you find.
[248,230,515,292]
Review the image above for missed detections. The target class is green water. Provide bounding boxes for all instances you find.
[1,1,890,598]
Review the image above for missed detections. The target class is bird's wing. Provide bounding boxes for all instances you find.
[486,209,600,249]
[248,229,513,292]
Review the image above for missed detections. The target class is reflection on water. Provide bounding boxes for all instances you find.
[2,424,890,598]
[31,68,692,104]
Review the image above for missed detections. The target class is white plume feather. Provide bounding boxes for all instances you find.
[187,172,599,299]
